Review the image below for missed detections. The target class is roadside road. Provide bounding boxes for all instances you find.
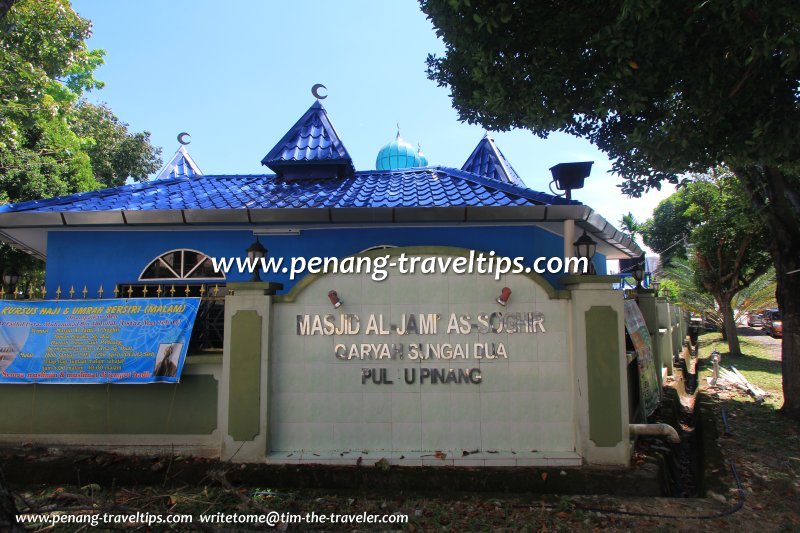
[738,325,782,356]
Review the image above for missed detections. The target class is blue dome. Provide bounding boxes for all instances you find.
[376,133,424,170]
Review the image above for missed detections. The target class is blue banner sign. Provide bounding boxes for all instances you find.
[0,298,200,384]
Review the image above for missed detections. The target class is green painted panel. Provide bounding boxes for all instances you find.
[33,385,108,434]
[229,310,262,441]
[109,375,218,434]
[0,386,35,433]
[0,375,217,435]
[586,306,622,447]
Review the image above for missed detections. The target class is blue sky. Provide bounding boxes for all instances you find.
[72,0,673,257]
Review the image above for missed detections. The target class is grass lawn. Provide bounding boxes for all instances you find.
[695,329,800,528]
[698,331,783,407]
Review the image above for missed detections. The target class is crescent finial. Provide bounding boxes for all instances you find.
[311,84,328,99]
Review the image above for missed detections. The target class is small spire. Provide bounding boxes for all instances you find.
[261,100,354,176]
[155,144,203,180]
[417,142,428,167]
[461,133,525,187]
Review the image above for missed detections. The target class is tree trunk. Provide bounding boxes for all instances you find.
[717,294,741,355]
[778,272,800,419]
[0,0,18,20]
[734,165,800,420]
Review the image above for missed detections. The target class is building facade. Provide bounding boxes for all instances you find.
[0,101,676,467]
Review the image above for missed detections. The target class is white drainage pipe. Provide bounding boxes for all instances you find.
[629,423,681,443]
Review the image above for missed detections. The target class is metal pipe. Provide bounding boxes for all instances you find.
[710,350,721,386]
[629,423,681,443]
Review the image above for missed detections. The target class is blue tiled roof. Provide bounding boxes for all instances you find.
[261,101,354,175]
[0,167,577,213]
[462,133,525,187]
[155,146,202,180]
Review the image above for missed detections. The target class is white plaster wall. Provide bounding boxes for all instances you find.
[270,264,575,463]
[568,280,630,465]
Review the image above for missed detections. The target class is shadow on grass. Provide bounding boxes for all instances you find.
[723,352,781,376]
[699,332,782,377]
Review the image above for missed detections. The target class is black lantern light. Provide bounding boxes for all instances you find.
[246,237,267,282]
[631,255,646,290]
[549,161,593,200]
[573,230,597,275]
[3,271,19,292]
[652,279,661,296]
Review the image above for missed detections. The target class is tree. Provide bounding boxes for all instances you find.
[642,170,771,354]
[639,196,690,267]
[0,0,17,20]
[421,0,800,418]
[72,101,161,188]
[619,212,641,242]
[0,0,161,276]
[663,258,776,334]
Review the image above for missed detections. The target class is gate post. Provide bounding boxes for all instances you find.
[220,281,281,461]
[636,291,663,388]
[656,298,674,376]
[562,275,630,465]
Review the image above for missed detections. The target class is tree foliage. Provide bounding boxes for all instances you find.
[664,258,776,332]
[619,212,641,242]
[643,169,771,353]
[0,0,161,276]
[0,0,161,203]
[0,0,101,203]
[421,0,800,417]
[72,102,161,188]
[423,0,799,191]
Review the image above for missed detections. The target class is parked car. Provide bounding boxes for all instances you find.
[762,309,783,338]
[747,312,763,327]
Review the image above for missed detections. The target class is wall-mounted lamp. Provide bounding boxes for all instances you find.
[573,230,597,275]
[549,161,593,201]
[496,287,512,306]
[246,237,267,282]
[328,290,342,308]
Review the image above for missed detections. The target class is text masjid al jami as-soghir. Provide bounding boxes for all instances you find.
[296,311,547,385]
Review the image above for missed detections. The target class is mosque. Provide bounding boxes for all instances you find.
[0,99,641,296]
[0,100,679,468]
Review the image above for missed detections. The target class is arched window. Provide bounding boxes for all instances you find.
[139,249,225,280]
[359,245,397,253]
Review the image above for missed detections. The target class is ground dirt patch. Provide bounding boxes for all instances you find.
[3,329,798,531]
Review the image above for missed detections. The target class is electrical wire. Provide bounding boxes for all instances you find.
[616,236,686,275]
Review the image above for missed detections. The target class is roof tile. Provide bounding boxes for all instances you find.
[461,134,526,187]
[0,167,578,215]
[261,101,354,175]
